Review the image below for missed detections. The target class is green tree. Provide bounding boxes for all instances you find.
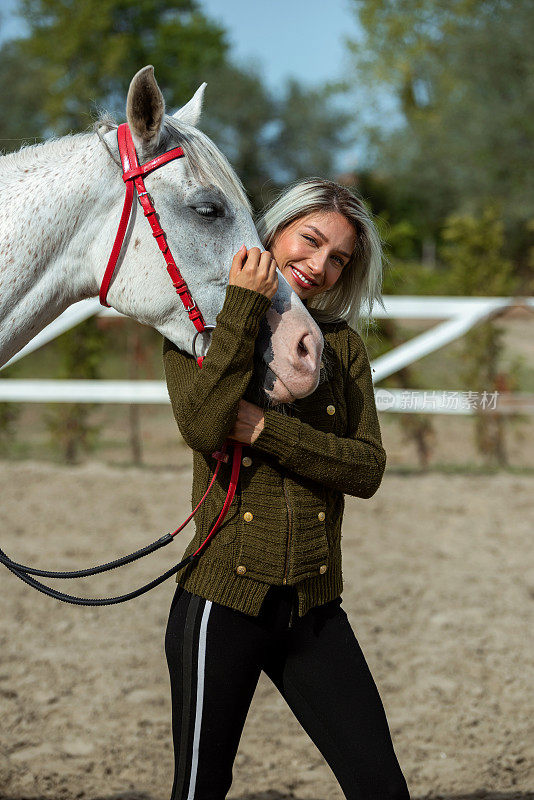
[441,205,517,298]
[440,205,520,466]
[7,0,228,133]
[0,40,49,150]
[347,0,534,247]
[201,69,356,209]
[199,62,276,208]
[45,319,106,464]
[270,79,354,188]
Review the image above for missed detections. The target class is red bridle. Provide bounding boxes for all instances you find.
[101,123,242,561]
[100,123,206,364]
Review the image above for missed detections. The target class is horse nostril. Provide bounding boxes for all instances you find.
[298,337,309,356]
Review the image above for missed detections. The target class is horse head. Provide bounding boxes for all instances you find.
[97,66,324,405]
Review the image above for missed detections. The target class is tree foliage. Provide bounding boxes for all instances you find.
[348,0,534,241]
[440,205,517,297]
[18,0,228,133]
[270,79,354,188]
[201,68,354,207]
[439,204,520,466]
[45,319,106,464]
[0,39,49,147]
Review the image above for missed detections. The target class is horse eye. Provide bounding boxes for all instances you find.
[192,203,221,219]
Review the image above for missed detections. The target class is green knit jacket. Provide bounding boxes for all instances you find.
[163,283,386,618]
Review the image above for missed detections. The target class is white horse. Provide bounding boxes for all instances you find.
[0,65,323,404]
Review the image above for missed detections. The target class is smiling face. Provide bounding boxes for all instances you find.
[270,210,357,301]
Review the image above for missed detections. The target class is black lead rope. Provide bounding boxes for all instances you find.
[0,538,198,606]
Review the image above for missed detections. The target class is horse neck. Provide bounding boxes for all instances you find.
[0,133,118,366]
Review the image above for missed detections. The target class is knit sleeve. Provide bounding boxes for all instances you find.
[251,328,386,499]
[163,283,272,454]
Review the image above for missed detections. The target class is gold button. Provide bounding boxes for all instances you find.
[319,564,328,574]
[326,404,336,415]
[236,565,247,575]
[318,511,325,522]
[242,456,252,467]
[243,511,253,522]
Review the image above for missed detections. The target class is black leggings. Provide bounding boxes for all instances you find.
[165,584,410,800]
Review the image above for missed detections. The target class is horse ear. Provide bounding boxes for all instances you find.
[172,83,207,127]
[126,65,165,150]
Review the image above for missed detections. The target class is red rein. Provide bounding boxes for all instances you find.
[100,123,242,555]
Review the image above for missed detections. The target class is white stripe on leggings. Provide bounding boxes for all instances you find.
[186,599,212,800]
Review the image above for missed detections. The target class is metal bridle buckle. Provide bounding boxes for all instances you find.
[192,325,216,361]
[137,190,153,203]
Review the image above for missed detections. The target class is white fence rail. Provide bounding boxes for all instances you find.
[1,295,532,413]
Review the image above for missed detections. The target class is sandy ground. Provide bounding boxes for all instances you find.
[0,444,532,800]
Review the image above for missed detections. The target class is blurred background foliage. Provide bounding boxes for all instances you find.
[0,0,532,467]
[348,0,534,281]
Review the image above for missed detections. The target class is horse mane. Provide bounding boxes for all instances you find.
[96,114,252,214]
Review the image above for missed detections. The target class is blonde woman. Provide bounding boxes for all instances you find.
[163,178,410,799]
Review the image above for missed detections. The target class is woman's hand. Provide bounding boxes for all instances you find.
[229,245,278,300]
[228,399,265,445]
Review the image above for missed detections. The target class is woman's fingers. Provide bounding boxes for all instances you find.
[228,246,278,299]
[241,247,262,272]
[258,249,274,275]
[229,244,247,279]
[228,399,266,445]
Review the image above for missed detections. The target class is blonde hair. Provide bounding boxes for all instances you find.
[257,178,386,334]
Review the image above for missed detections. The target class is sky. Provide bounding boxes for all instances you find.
[198,0,361,94]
